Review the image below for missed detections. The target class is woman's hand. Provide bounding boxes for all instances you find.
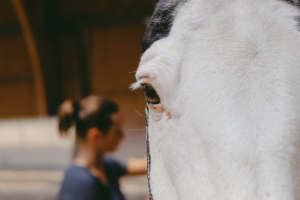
[126,156,147,175]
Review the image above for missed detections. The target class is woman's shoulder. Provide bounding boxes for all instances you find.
[59,165,110,200]
[62,165,96,186]
[104,155,126,168]
[58,165,103,199]
[104,155,127,178]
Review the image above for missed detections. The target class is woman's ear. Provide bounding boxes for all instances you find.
[87,127,102,141]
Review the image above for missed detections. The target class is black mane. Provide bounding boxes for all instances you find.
[284,0,300,5]
[141,0,188,53]
[142,0,299,54]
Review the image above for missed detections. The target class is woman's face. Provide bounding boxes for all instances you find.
[99,113,124,152]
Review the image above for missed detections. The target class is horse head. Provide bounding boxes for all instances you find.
[133,0,300,199]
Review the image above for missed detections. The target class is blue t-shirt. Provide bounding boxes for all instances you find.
[58,156,127,200]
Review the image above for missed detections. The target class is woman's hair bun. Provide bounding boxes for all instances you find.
[58,99,78,136]
[58,96,119,139]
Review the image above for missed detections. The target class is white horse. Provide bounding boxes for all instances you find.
[132,0,300,199]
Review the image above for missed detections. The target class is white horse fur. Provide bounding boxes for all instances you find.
[133,0,300,199]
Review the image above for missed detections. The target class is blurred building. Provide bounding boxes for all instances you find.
[0,1,153,199]
[0,0,153,124]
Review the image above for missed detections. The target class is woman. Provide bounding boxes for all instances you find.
[58,95,147,200]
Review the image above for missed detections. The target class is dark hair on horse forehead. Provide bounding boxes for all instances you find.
[284,0,300,5]
[153,0,159,4]
[142,0,188,53]
[142,0,300,54]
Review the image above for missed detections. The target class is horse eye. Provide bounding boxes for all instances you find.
[141,83,160,104]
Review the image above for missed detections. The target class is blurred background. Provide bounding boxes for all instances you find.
[0,0,154,199]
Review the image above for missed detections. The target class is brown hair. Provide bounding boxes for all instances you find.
[58,95,119,139]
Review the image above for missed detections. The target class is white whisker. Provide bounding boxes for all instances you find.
[134,109,146,118]
[130,80,143,91]
[130,128,146,131]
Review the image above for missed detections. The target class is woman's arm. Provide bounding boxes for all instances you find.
[126,156,147,175]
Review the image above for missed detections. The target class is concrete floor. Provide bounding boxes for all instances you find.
[0,117,148,200]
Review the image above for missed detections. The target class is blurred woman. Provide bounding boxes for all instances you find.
[57,95,147,200]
